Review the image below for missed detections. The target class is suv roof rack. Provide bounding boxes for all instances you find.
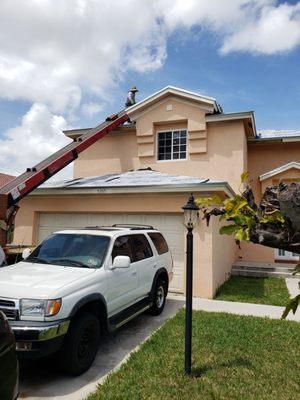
[112,224,154,230]
[84,226,121,231]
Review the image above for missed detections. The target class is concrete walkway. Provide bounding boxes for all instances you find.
[169,294,300,322]
[285,277,300,298]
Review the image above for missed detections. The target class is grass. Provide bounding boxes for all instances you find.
[87,310,300,400]
[215,276,290,306]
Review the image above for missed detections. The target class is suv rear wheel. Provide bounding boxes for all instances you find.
[59,312,100,375]
[149,279,167,315]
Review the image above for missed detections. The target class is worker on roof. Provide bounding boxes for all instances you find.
[125,86,138,107]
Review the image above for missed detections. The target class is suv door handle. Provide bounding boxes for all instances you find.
[131,270,137,275]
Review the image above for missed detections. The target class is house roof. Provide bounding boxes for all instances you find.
[253,130,300,142]
[0,173,15,188]
[259,162,300,181]
[64,86,259,139]
[125,86,222,116]
[206,111,257,138]
[34,169,234,197]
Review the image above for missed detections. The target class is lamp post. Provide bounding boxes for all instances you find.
[182,193,199,375]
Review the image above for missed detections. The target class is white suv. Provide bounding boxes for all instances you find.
[0,224,173,375]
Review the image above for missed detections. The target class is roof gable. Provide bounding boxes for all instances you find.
[259,162,300,181]
[126,86,221,118]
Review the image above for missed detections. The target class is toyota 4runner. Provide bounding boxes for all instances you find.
[0,224,173,375]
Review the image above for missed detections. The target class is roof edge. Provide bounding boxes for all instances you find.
[259,161,300,181]
[30,181,235,198]
[126,86,221,116]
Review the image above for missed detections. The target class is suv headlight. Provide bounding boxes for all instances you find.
[20,299,61,317]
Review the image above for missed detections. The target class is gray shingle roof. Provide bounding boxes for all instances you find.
[41,169,223,189]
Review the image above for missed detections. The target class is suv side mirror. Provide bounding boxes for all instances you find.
[112,255,131,269]
[22,248,32,260]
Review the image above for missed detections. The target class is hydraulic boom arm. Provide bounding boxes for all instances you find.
[0,111,130,248]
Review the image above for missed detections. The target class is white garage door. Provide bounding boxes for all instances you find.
[37,213,184,293]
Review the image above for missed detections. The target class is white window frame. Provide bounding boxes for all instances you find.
[275,249,299,261]
[156,129,188,162]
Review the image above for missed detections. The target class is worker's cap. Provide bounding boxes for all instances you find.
[130,86,138,92]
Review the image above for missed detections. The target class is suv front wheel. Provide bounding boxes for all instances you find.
[59,312,100,375]
[149,279,167,316]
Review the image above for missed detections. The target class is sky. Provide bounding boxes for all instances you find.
[0,0,299,179]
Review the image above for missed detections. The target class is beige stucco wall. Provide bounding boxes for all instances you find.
[14,190,231,298]
[73,96,247,193]
[211,218,236,295]
[73,129,140,178]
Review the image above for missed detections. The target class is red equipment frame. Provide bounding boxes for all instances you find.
[0,112,129,248]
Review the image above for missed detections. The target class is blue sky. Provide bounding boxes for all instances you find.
[119,34,300,131]
[1,35,300,133]
[0,0,299,176]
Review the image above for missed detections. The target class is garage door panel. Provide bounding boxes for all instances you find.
[37,213,184,293]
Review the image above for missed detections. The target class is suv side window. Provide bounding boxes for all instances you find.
[148,232,169,255]
[112,235,133,262]
[131,234,153,262]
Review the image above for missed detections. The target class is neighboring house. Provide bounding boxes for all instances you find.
[0,173,15,188]
[13,86,300,298]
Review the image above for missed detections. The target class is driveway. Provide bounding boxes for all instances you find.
[19,298,183,400]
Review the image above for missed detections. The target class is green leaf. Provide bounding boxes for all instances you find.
[282,294,300,319]
[196,195,223,208]
[219,225,239,235]
[241,171,249,183]
[260,210,285,225]
[234,228,250,242]
[292,263,300,276]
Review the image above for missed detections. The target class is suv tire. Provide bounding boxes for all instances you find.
[149,279,167,316]
[59,312,100,376]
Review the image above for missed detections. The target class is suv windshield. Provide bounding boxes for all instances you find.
[25,233,110,269]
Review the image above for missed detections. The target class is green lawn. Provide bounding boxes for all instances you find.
[87,310,300,400]
[215,276,290,306]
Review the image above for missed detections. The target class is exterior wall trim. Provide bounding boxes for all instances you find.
[259,161,300,181]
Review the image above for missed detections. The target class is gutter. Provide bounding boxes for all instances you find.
[248,136,300,143]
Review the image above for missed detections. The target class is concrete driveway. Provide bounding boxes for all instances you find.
[19,298,183,400]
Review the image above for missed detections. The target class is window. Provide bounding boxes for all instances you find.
[27,233,110,268]
[157,130,187,161]
[148,232,169,255]
[112,236,133,261]
[131,234,153,262]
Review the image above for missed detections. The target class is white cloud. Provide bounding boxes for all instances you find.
[0,1,299,115]
[0,0,167,113]
[0,0,299,181]
[221,3,300,55]
[81,102,104,117]
[0,103,70,177]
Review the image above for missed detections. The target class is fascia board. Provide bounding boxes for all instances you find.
[30,182,235,198]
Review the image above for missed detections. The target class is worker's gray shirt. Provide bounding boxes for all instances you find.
[125,91,135,107]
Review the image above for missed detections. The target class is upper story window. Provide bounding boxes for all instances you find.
[157,130,187,161]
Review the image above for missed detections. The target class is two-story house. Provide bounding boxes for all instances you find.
[13,86,300,298]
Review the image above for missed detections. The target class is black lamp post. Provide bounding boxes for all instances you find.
[182,193,199,375]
